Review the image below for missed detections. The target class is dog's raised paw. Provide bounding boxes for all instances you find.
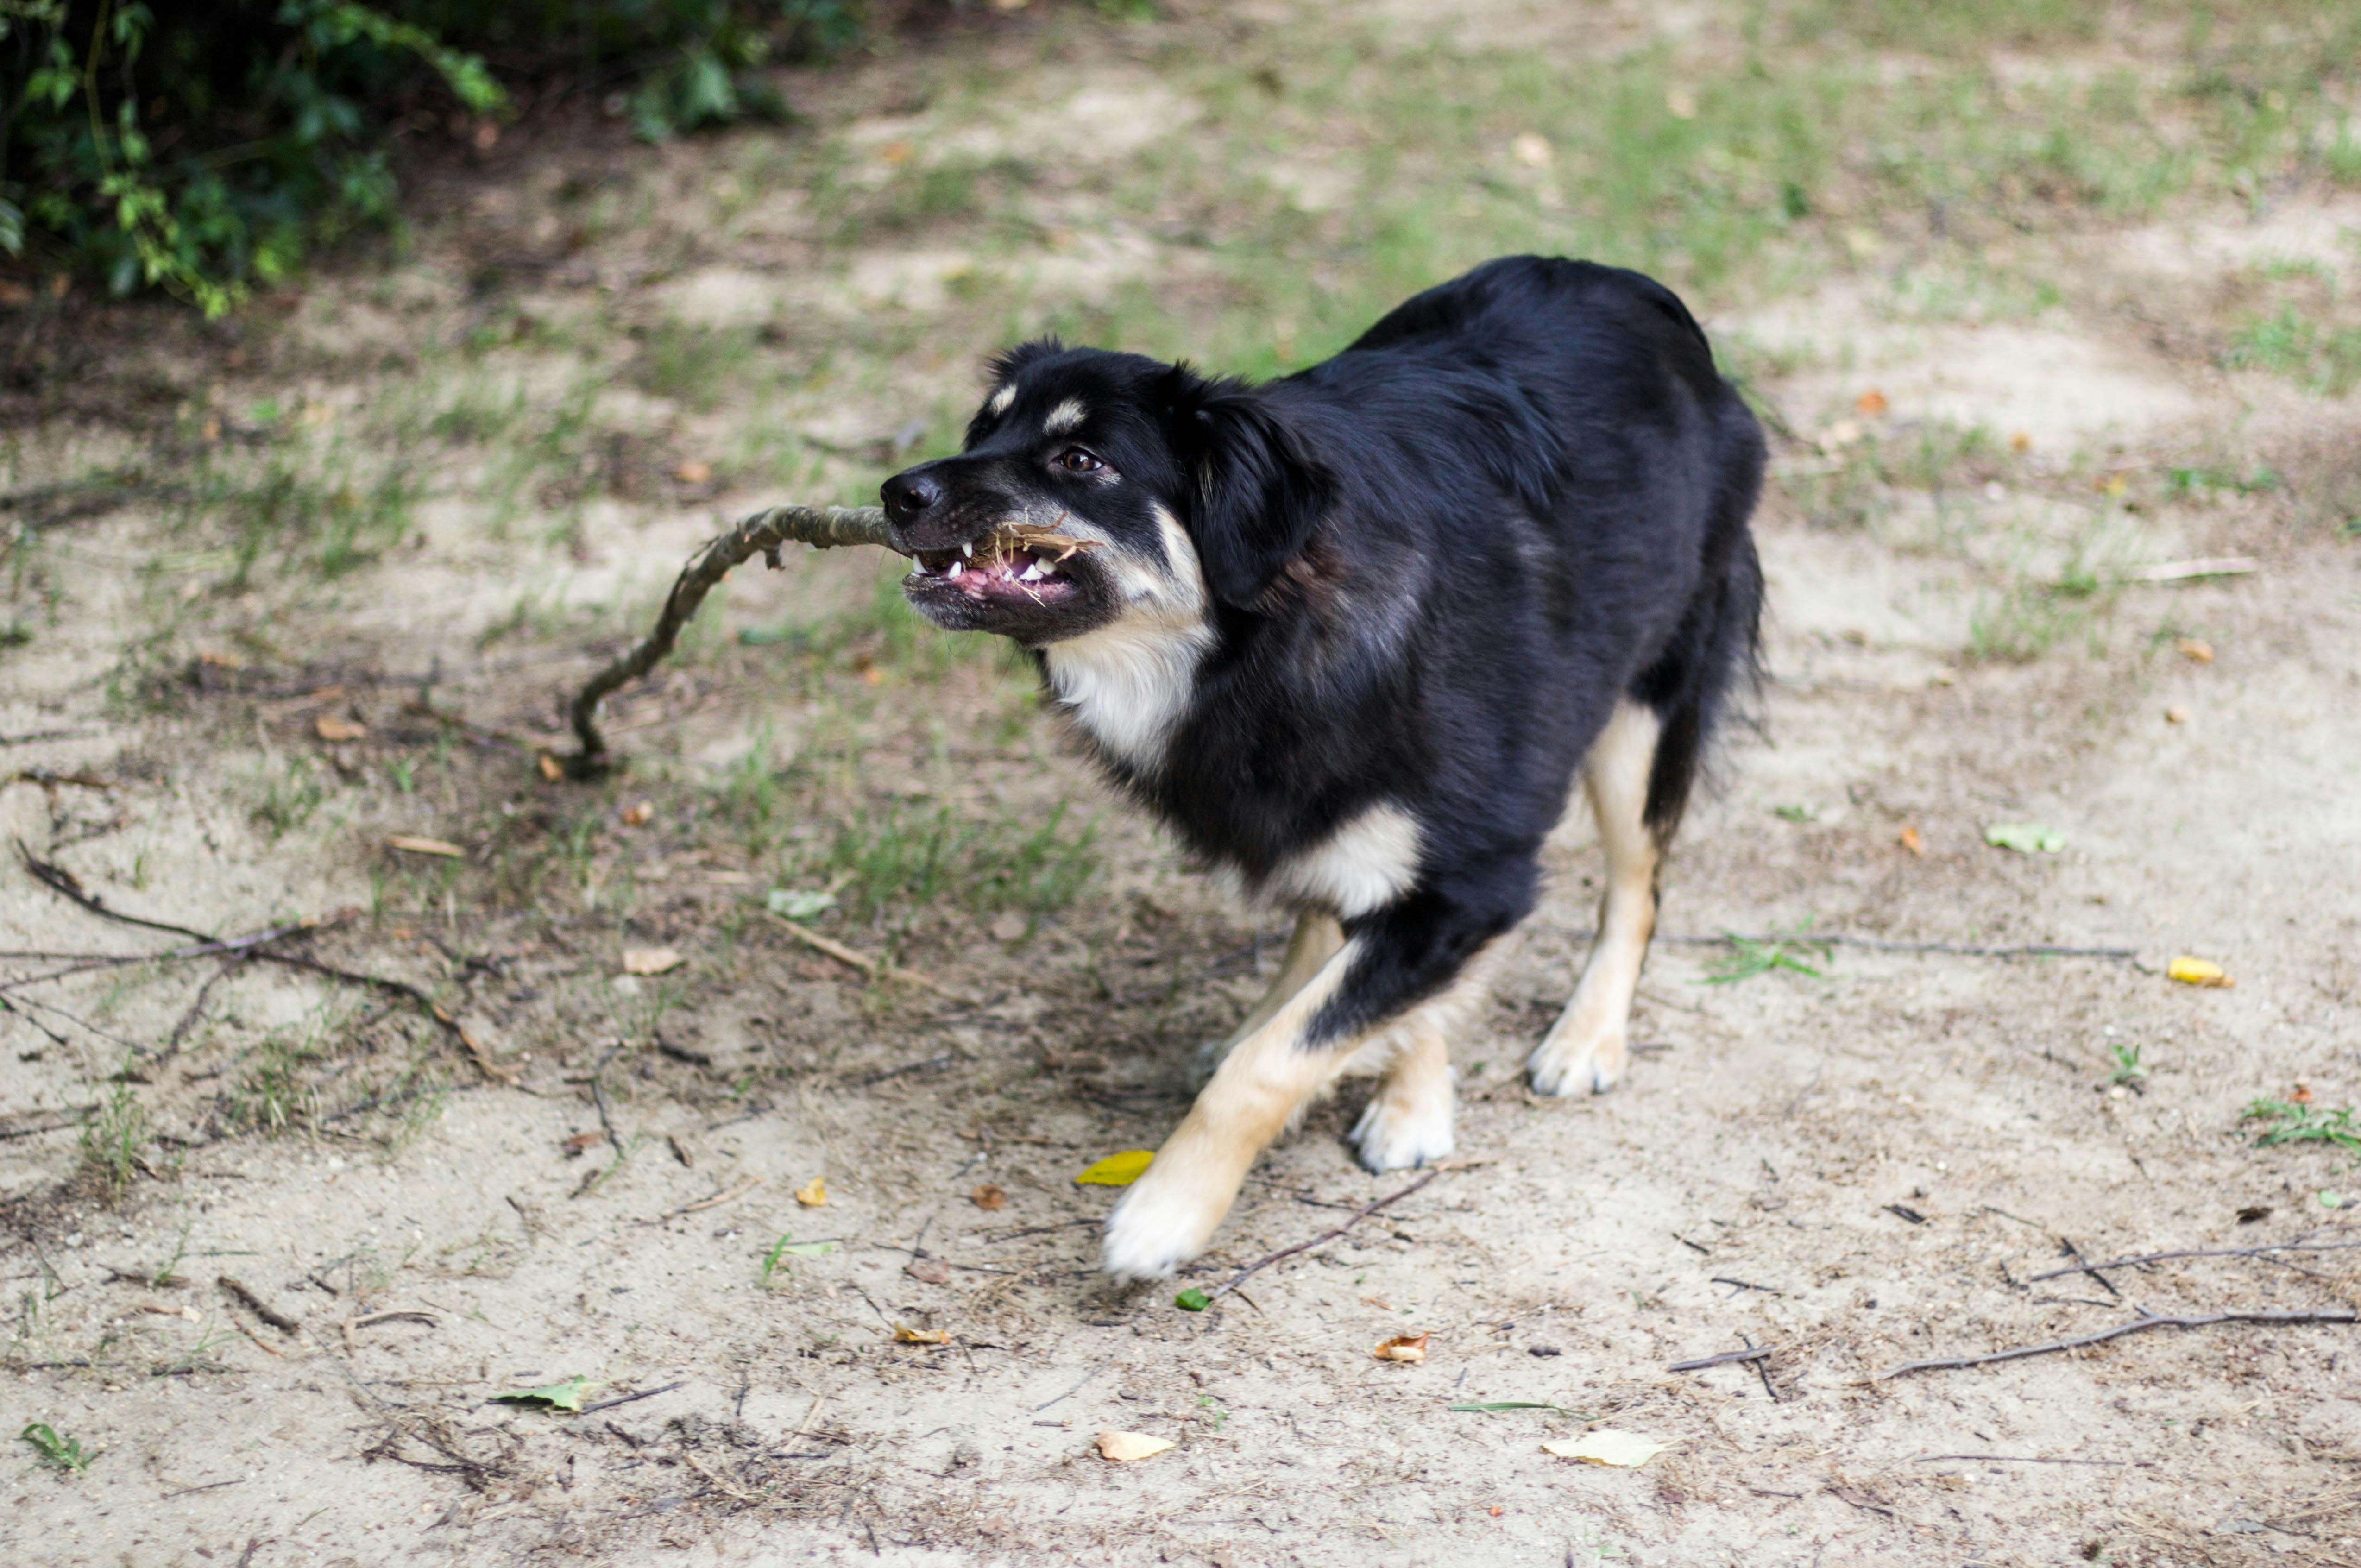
[1526,1030,1627,1097]
[1348,1088,1455,1173]
[1099,1175,1218,1281]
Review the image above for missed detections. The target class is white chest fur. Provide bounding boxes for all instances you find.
[1044,615,1212,770]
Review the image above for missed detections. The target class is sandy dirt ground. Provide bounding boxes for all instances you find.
[6,2,2361,1565]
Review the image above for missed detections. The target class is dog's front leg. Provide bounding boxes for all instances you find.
[1102,937,1365,1281]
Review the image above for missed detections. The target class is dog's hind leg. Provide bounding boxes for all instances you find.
[1198,911,1343,1083]
[1528,699,1662,1096]
[1104,896,1515,1279]
[1348,947,1498,1172]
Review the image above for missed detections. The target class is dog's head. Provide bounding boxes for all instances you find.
[882,340,1332,645]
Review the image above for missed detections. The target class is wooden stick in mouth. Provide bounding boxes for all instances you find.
[564,504,896,772]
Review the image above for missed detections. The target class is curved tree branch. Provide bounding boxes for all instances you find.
[565,504,898,772]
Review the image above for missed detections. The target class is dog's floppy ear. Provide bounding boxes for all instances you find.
[1161,368,1333,611]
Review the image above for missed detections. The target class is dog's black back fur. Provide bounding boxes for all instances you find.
[894,255,1763,1048]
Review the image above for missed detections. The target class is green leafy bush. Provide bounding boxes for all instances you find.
[0,0,870,315]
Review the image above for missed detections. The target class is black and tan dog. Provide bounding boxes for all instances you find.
[881,255,1764,1280]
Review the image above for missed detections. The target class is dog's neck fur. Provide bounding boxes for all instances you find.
[1041,505,1214,772]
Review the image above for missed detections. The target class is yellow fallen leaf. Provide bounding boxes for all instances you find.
[388,835,465,858]
[622,946,685,976]
[1898,825,1924,856]
[315,713,367,741]
[1373,1333,1429,1363]
[622,800,654,827]
[892,1324,950,1344]
[795,1175,827,1207]
[2164,705,2190,724]
[674,460,712,484]
[2175,638,2215,663]
[1075,1150,1155,1186]
[1854,388,1888,416]
[537,753,564,781]
[1096,1430,1175,1462]
[1542,1430,1672,1467]
[971,1183,1006,1210]
[2167,956,2232,988]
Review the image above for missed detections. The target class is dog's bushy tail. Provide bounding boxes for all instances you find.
[1637,392,1767,841]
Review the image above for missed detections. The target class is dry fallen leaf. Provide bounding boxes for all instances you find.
[1510,132,1552,168]
[1075,1150,1156,1186]
[621,946,685,976]
[674,460,712,484]
[1816,418,1865,453]
[2175,638,2215,663]
[1542,1430,1672,1467]
[1373,1333,1430,1363]
[315,713,367,741]
[1096,1431,1176,1463]
[892,1324,950,1344]
[1854,388,1889,416]
[2167,955,2233,988]
[2009,431,2032,453]
[988,910,1028,943]
[906,1259,951,1285]
[387,835,465,859]
[971,1183,1007,1210]
[2293,1083,2314,1105]
[795,1175,828,1207]
[622,800,654,826]
[562,1130,604,1152]
[2165,705,2190,724]
[1898,825,1924,856]
[537,754,564,781]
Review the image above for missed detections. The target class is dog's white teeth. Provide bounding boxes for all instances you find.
[959,542,973,559]
[1020,560,1045,582]
[947,560,963,579]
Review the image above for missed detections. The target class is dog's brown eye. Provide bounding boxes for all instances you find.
[1055,448,1103,474]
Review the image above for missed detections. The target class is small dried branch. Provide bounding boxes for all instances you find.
[2026,1238,2361,1282]
[1668,1345,1777,1372]
[1202,1167,1445,1301]
[565,504,896,771]
[218,1275,301,1333]
[1880,1308,2360,1378]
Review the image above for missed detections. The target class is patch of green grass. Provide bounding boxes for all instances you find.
[2226,307,2361,395]
[759,1234,837,1287]
[2243,1098,2361,1152]
[20,1422,94,1474]
[253,756,329,841]
[1701,926,1831,984]
[196,454,422,588]
[634,322,763,414]
[824,800,1097,931]
[225,1026,325,1134]
[79,1079,148,1204]
[2166,465,2280,497]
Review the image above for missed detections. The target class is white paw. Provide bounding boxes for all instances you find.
[1100,1170,1221,1281]
[1527,1029,1627,1097]
[1349,1082,1456,1172]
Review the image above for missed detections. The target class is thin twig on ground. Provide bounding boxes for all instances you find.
[758,910,964,998]
[16,844,516,1081]
[218,1275,300,1332]
[1912,1454,2129,1466]
[2026,1238,2361,1281]
[1880,1308,2360,1378]
[1203,1167,1445,1301]
[575,1380,686,1416]
[2055,1236,2122,1299]
[1669,1346,1777,1372]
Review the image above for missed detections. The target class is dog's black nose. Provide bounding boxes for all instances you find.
[881,469,944,524]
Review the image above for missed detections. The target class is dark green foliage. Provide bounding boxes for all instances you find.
[0,1,869,313]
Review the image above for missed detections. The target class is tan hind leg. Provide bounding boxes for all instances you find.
[1528,699,1662,1096]
[1347,946,1499,1171]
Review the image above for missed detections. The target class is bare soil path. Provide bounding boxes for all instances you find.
[5,3,2360,1564]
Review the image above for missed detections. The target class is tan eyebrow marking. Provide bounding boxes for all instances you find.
[986,384,1017,416]
[1044,398,1087,435]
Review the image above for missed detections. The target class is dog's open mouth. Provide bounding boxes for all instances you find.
[904,523,1096,606]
